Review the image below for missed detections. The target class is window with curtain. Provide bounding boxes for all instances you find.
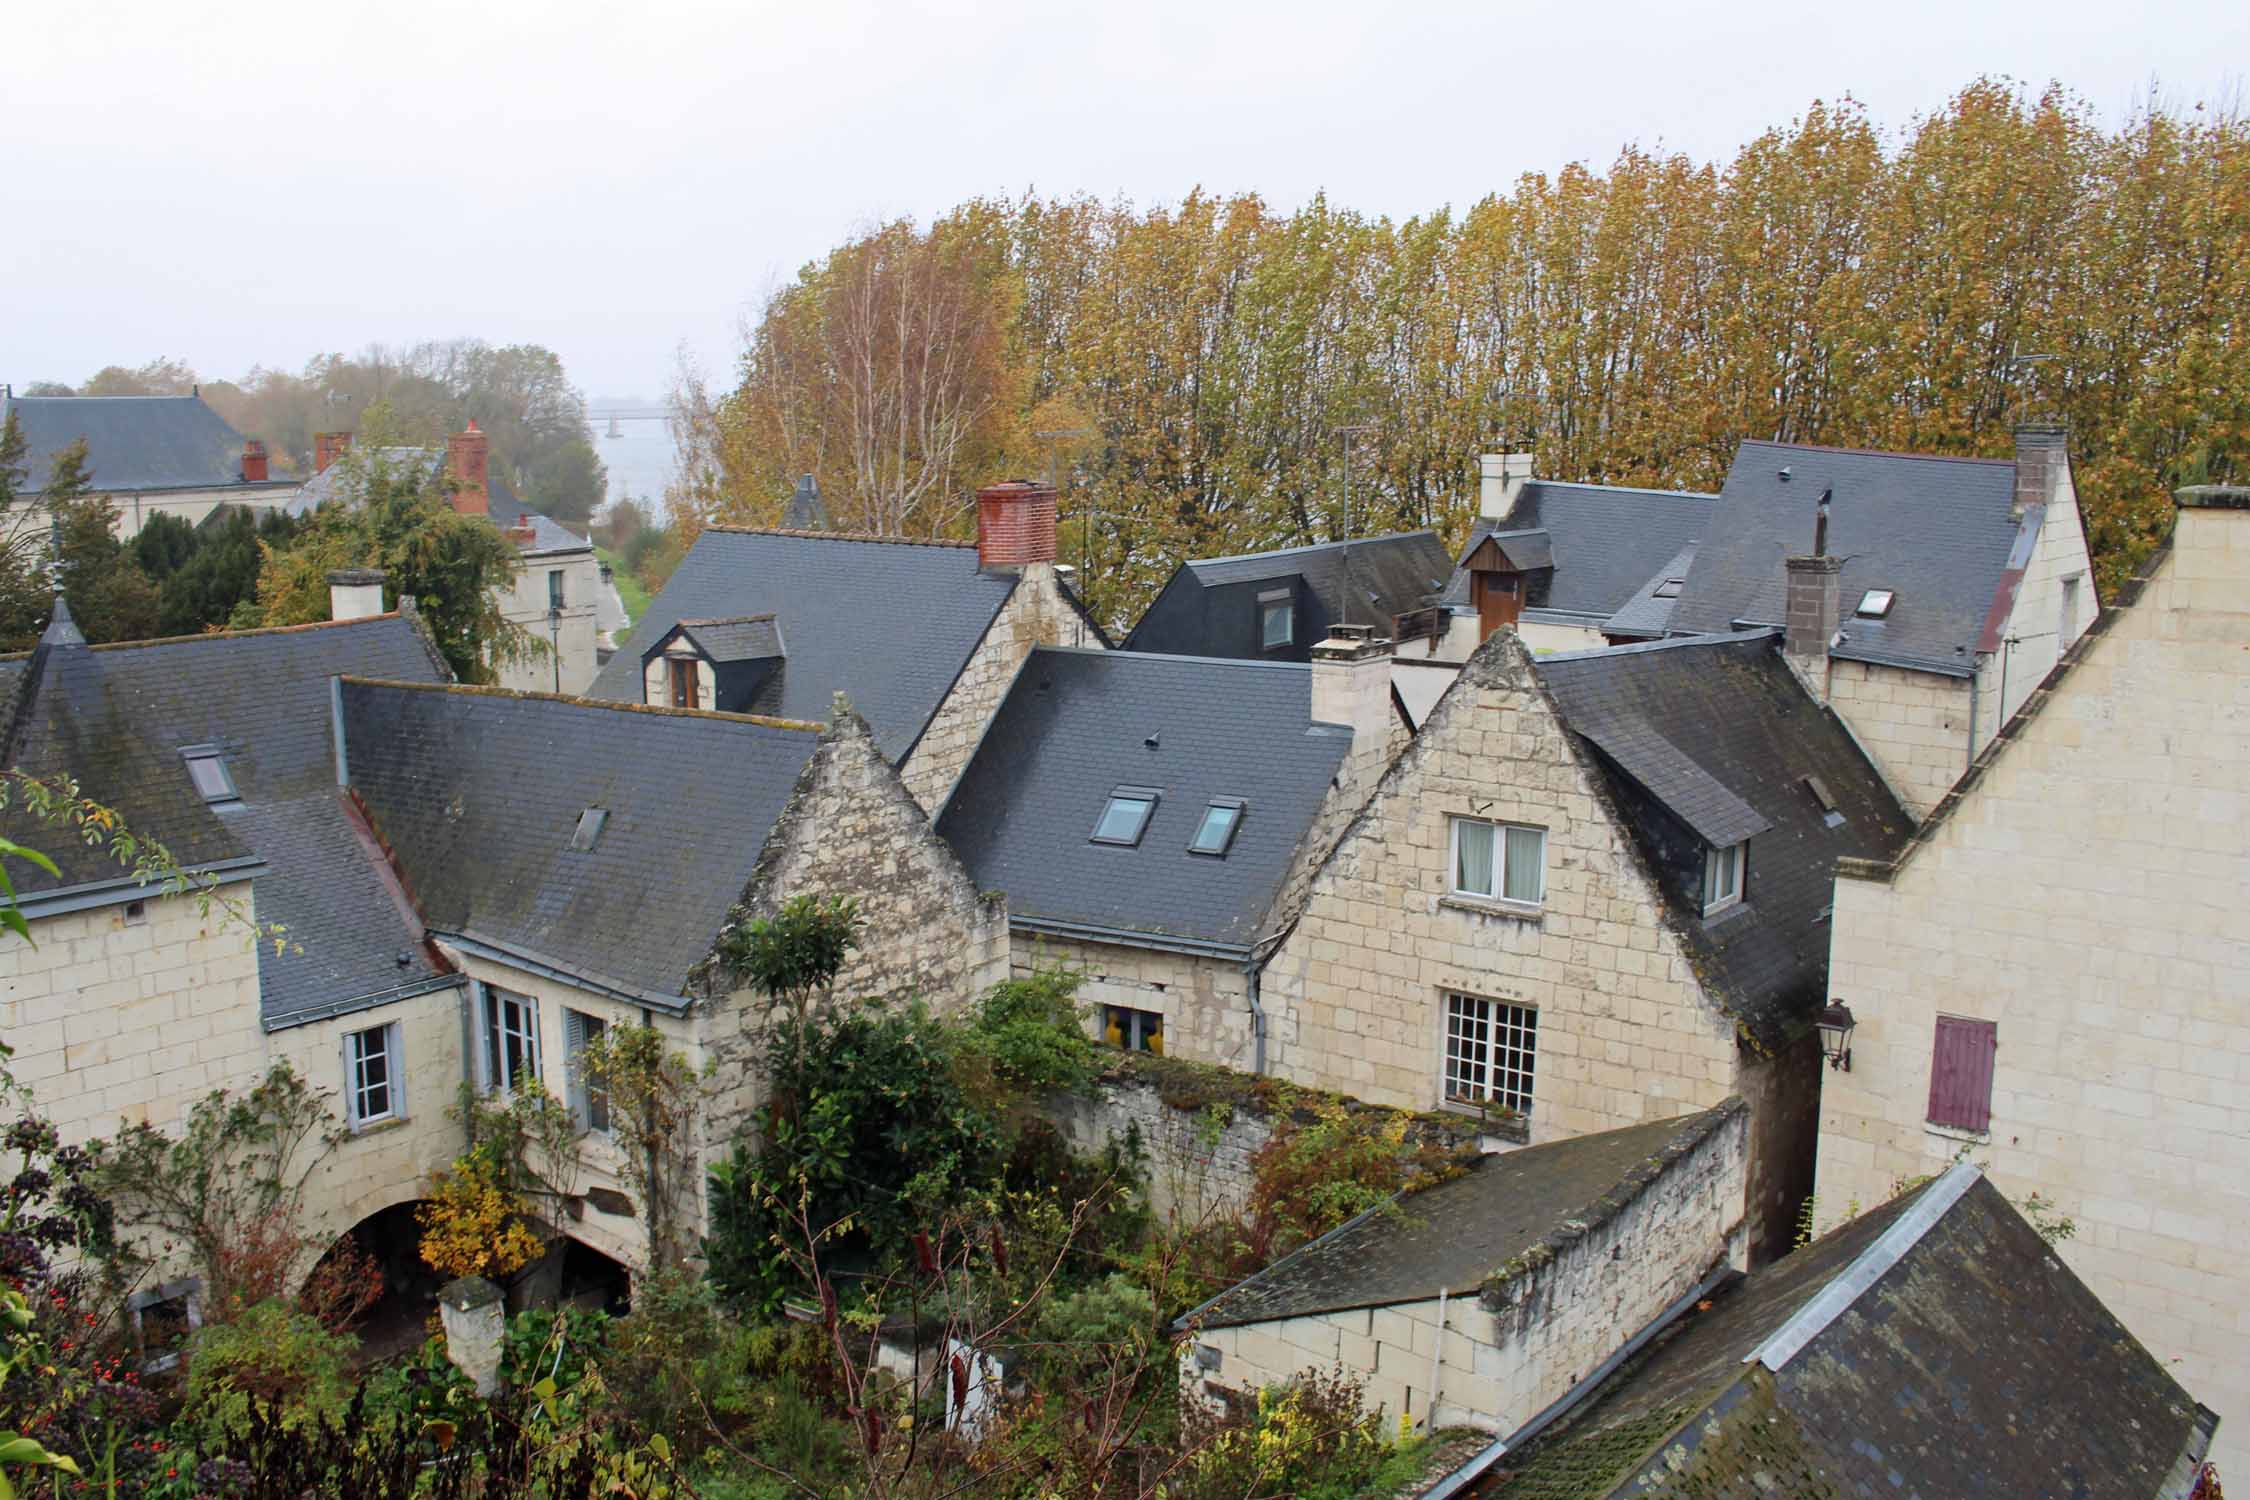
[1451,817,1546,906]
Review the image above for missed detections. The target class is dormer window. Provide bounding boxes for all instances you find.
[1855,589,1895,619]
[1092,787,1160,847]
[1259,589,1294,650]
[1703,841,1746,915]
[568,807,609,852]
[1188,799,1245,856]
[180,746,239,806]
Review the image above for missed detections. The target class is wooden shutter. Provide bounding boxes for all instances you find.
[1927,1016,1998,1132]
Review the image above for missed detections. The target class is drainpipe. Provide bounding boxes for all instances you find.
[1243,955,1267,1076]
[1427,1287,1449,1428]
[1965,651,1985,773]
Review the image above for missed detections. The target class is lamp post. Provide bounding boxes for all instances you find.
[1816,1000,1857,1072]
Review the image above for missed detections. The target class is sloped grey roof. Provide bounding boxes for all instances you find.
[1600,542,1697,640]
[674,616,782,663]
[286,449,587,556]
[588,530,1020,764]
[936,648,1348,952]
[1190,1106,1742,1328]
[0,615,457,1028]
[1535,633,1911,1049]
[339,680,822,1003]
[1487,1172,2212,1499]
[1666,441,2027,675]
[1441,482,1714,620]
[1182,530,1454,627]
[0,393,289,494]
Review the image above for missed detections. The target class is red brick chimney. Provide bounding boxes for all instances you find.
[446,421,490,516]
[314,431,352,475]
[2013,423,2067,517]
[975,479,1058,569]
[240,440,269,483]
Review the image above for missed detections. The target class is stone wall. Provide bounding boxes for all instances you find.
[1193,1102,1747,1435]
[1010,935,1257,1075]
[1813,497,2250,1472]
[1825,659,1975,819]
[901,561,1100,814]
[493,549,603,696]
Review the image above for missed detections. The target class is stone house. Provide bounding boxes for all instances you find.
[1180,1102,1748,1437]
[590,479,1104,813]
[336,675,1009,1274]
[935,634,1403,1073]
[1664,426,2097,815]
[289,425,604,695]
[1456,1163,2218,1498]
[1810,484,2250,1473]
[1123,531,1456,663]
[1257,625,1910,1261]
[0,599,466,1327]
[0,387,300,535]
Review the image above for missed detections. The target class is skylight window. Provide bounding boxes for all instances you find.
[1856,589,1895,618]
[180,746,238,806]
[1188,799,1245,857]
[1652,578,1685,599]
[569,807,610,852]
[1092,787,1160,847]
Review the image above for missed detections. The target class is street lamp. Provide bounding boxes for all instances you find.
[1816,1000,1856,1072]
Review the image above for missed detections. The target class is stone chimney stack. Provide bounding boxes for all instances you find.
[2013,423,2067,517]
[314,432,352,475]
[446,421,490,516]
[1311,624,1397,782]
[240,440,268,483]
[975,479,1058,570]
[1782,489,1842,703]
[1478,453,1536,523]
[326,567,387,622]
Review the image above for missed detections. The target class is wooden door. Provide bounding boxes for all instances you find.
[1472,570,1522,639]
[668,657,699,708]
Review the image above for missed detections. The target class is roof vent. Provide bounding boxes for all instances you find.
[569,807,610,852]
[1144,731,1161,749]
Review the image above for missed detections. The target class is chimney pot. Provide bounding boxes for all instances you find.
[975,479,1058,569]
[1478,452,1536,522]
[314,431,353,474]
[240,440,268,484]
[446,424,491,516]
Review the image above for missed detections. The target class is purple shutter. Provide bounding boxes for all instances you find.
[1927,1017,1998,1132]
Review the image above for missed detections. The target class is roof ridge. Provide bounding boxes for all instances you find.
[336,674,824,732]
[0,612,410,661]
[1045,644,1313,674]
[1739,438,2015,467]
[1537,626,1780,666]
[679,612,778,626]
[1184,529,1440,568]
[704,525,979,549]
[1527,479,1719,501]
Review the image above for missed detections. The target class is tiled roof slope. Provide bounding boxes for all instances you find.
[0,614,457,1028]
[0,393,289,494]
[1535,633,1912,1049]
[339,680,821,1003]
[1188,1104,1742,1329]
[1480,1172,2212,1498]
[1667,440,2026,675]
[1184,531,1455,624]
[677,616,782,663]
[936,648,1348,952]
[1440,482,1714,622]
[1599,542,1697,640]
[587,530,1019,763]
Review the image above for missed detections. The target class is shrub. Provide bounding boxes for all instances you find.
[418,1143,544,1281]
[1167,1366,1424,1500]
[960,967,1099,1105]
[180,1298,356,1443]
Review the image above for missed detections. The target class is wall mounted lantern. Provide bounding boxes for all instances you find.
[1816,1000,1856,1072]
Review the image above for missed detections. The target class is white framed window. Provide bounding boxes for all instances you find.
[1259,590,1294,650]
[1449,817,1545,906]
[345,1022,402,1128]
[1092,786,1160,846]
[565,1009,611,1133]
[1703,841,1745,915]
[1443,992,1535,1115]
[480,985,541,1095]
[1855,588,1895,619]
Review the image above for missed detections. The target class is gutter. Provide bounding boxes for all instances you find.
[442,928,696,1014]
[14,856,267,921]
[261,972,466,1033]
[1010,913,1253,965]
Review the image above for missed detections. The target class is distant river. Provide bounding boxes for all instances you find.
[588,416,676,510]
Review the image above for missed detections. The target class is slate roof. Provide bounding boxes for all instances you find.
[1440,482,1714,623]
[1599,542,1697,640]
[1666,440,2031,676]
[935,648,1349,953]
[1182,531,1454,622]
[673,616,783,663]
[1185,1104,1743,1329]
[588,529,1025,764]
[339,680,822,1004]
[1478,1167,2215,1498]
[285,449,587,556]
[0,393,291,494]
[0,613,458,1028]
[1534,633,1912,1049]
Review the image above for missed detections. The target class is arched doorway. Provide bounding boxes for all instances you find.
[304,1199,439,1364]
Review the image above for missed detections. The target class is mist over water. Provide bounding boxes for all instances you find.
[589,414,675,512]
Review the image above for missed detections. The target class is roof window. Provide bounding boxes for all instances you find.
[569,807,610,852]
[1092,787,1160,847]
[180,746,238,807]
[1855,589,1895,618]
[1652,578,1685,599]
[1188,799,1245,857]
[1802,774,1845,829]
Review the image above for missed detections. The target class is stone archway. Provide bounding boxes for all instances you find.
[304,1199,438,1364]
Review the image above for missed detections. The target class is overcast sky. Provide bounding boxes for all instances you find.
[4,0,2242,403]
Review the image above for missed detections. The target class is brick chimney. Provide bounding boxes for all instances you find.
[446,421,490,516]
[1782,491,1842,703]
[2013,423,2067,517]
[975,479,1057,569]
[240,440,269,483]
[314,431,352,475]
[326,568,387,622]
[1478,452,1535,522]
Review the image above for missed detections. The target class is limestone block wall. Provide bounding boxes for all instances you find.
[493,551,602,696]
[1043,1069,1276,1225]
[1009,935,1255,1075]
[1825,659,1975,818]
[903,561,1101,814]
[1193,1103,1747,1435]
[1813,501,2250,1472]
[1992,465,2099,726]
[1260,634,1741,1135]
[1515,619,1606,655]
